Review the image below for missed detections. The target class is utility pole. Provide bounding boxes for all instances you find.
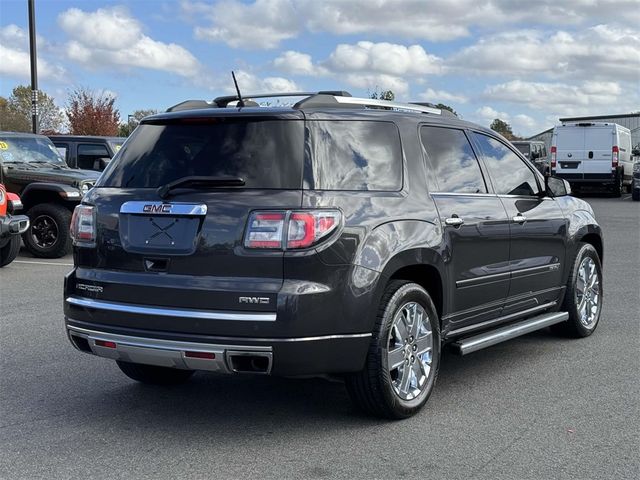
[28,0,38,134]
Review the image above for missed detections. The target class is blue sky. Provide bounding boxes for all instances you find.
[1,0,638,136]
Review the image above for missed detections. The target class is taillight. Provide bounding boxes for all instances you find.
[244,210,341,250]
[612,145,619,168]
[70,205,96,245]
[550,146,557,169]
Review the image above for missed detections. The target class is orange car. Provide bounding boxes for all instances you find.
[0,183,29,267]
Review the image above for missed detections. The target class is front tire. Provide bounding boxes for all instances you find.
[0,236,21,267]
[346,281,441,419]
[116,361,195,385]
[23,203,72,258]
[552,243,603,338]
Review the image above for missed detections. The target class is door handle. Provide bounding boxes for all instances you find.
[513,214,527,224]
[445,216,464,227]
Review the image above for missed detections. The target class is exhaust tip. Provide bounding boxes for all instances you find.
[226,351,273,374]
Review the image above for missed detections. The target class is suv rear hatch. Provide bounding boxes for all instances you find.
[71,112,305,332]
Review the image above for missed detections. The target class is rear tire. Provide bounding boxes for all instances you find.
[116,361,195,385]
[0,236,21,267]
[552,243,603,338]
[632,188,640,201]
[611,171,623,198]
[23,203,72,258]
[346,281,441,419]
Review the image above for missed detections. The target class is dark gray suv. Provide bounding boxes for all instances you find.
[64,92,604,418]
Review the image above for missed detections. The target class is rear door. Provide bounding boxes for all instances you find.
[84,117,305,320]
[421,126,511,329]
[555,126,585,179]
[583,126,614,179]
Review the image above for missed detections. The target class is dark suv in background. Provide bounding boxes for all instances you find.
[49,135,124,171]
[0,132,99,258]
[64,92,604,418]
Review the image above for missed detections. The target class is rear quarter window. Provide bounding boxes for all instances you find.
[306,120,402,191]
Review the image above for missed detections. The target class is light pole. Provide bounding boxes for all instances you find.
[28,0,38,134]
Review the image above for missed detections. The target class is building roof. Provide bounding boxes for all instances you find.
[559,113,640,122]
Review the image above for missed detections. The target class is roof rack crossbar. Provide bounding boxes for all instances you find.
[332,96,441,115]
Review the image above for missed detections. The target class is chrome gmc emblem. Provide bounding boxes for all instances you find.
[143,204,172,214]
[239,296,270,305]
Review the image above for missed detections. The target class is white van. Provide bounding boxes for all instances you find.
[551,122,632,196]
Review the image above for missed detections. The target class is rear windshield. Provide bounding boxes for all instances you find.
[98,120,303,189]
[513,143,530,156]
[306,120,402,191]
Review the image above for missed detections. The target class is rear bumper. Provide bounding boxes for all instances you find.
[0,214,29,238]
[65,319,372,376]
[552,172,616,184]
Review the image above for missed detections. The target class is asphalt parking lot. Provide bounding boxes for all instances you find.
[1,195,638,480]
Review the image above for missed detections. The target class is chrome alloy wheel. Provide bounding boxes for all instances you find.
[386,302,433,401]
[575,257,601,328]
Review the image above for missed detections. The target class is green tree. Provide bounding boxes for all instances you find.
[66,87,120,136]
[435,103,457,116]
[370,88,395,101]
[0,96,30,132]
[118,108,158,137]
[1,85,64,133]
[490,118,516,140]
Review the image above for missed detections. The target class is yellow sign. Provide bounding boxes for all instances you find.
[0,141,8,150]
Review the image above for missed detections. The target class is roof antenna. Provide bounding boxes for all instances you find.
[231,71,244,108]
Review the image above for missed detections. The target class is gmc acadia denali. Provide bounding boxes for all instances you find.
[64,92,604,418]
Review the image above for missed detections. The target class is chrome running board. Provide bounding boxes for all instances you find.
[452,311,568,355]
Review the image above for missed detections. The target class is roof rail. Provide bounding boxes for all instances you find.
[331,96,441,115]
[212,91,352,108]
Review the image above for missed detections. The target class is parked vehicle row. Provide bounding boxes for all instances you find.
[63,91,604,419]
[0,132,99,258]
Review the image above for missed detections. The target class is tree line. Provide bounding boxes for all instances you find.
[0,85,156,137]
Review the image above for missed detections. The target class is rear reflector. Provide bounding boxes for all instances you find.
[95,340,117,349]
[184,351,216,360]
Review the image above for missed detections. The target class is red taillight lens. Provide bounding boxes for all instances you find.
[70,205,96,244]
[550,146,557,168]
[95,340,116,349]
[612,145,619,167]
[244,210,341,250]
[184,351,216,359]
[244,212,285,249]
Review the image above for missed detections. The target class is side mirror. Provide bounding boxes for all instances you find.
[545,175,571,197]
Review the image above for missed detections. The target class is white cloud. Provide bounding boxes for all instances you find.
[326,42,444,76]
[450,25,640,82]
[229,70,299,93]
[272,51,327,76]
[180,0,640,49]
[0,25,66,81]
[57,7,201,77]
[182,0,300,50]
[420,88,468,104]
[476,106,510,122]
[484,80,624,110]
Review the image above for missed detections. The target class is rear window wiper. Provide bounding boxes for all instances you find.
[157,176,245,199]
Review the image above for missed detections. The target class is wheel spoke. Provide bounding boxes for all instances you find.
[411,360,423,385]
[399,364,412,394]
[414,333,432,355]
[388,346,405,370]
[394,314,410,340]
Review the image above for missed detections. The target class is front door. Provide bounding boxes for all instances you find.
[471,132,567,315]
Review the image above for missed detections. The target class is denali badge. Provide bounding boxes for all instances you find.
[143,204,172,214]
[239,296,270,305]
[77,283,103,293]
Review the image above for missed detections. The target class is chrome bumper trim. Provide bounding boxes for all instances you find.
[66,296,276,322]
[67,325,272,374]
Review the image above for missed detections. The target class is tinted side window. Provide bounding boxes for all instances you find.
[307,121,402,191]
[420,126,487,194]
[472,133,541,196]
[78,143,109,170]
